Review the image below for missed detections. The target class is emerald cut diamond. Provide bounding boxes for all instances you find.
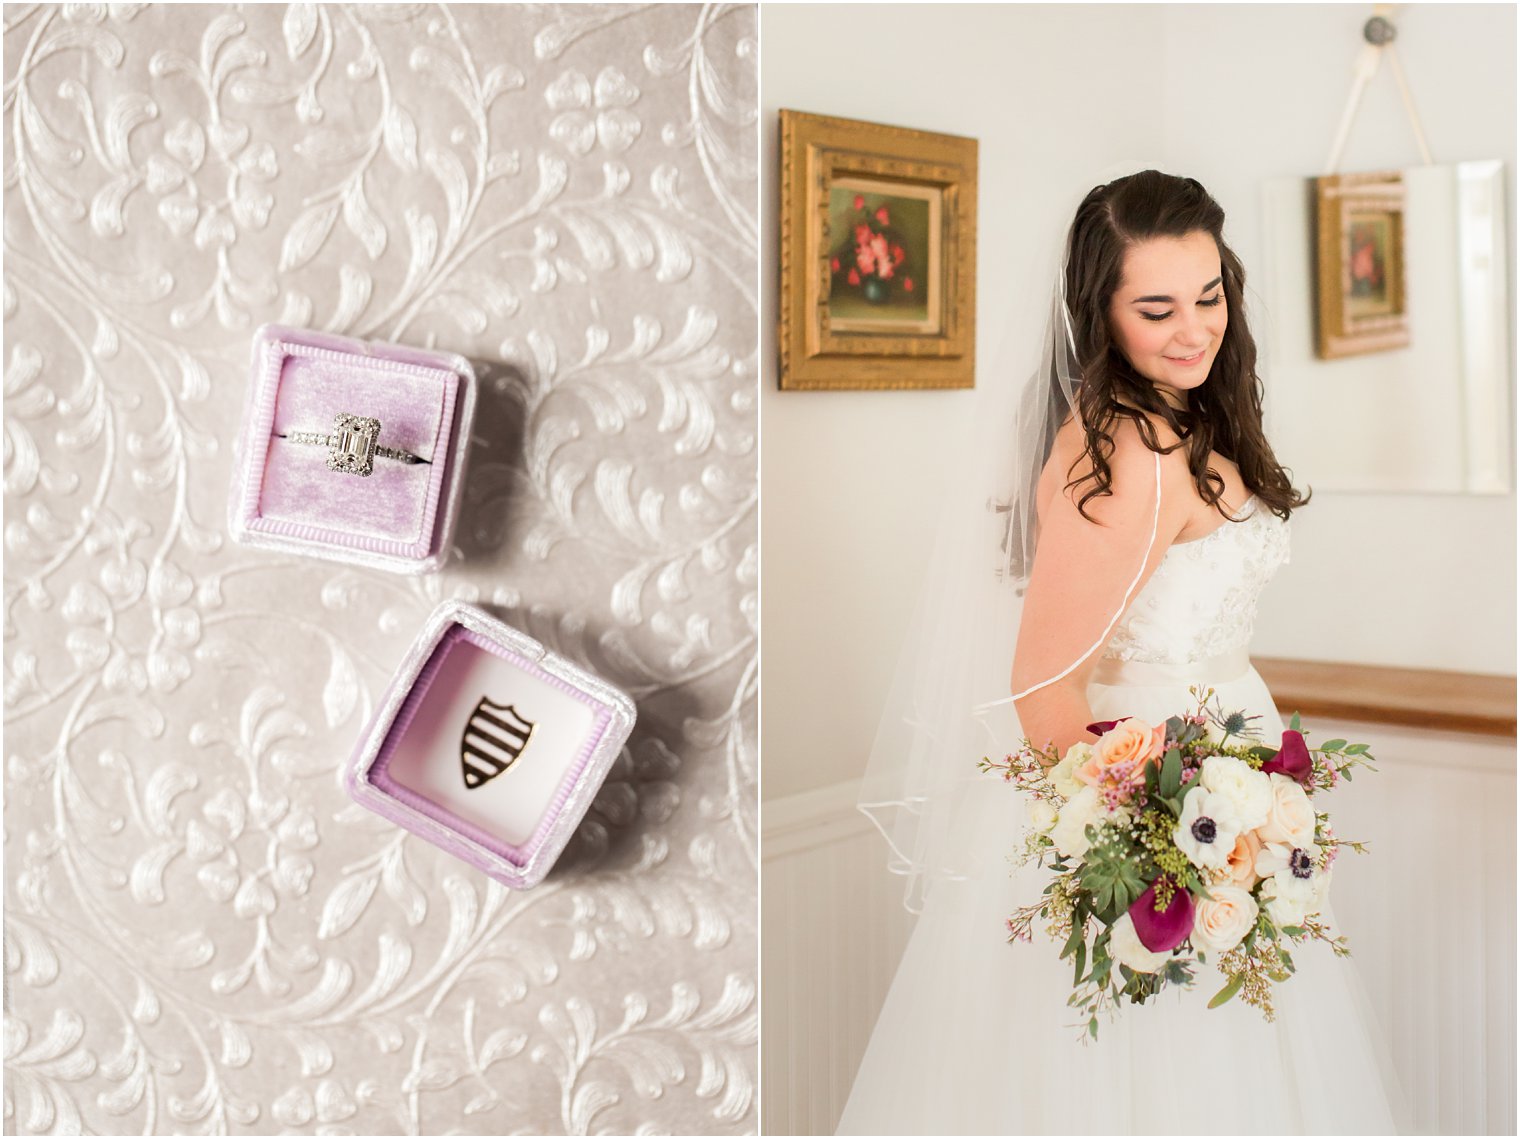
[327,412,382,477]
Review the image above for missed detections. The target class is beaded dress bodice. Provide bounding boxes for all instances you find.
[1101,496,1291,665]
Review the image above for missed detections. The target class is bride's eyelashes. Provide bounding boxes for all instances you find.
[1139,293,1225,322]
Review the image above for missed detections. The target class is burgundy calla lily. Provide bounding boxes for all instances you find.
[1261,729,1313,786]
[1129,880,1194,954]
[1086,719,1121,737]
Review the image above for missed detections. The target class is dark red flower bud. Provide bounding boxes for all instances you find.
[1129,880,1193,953]
[1262,729,1313,786]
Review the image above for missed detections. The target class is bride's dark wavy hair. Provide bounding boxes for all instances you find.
[1063,169,1310,523]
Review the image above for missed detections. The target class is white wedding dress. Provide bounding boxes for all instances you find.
[838,495,1409,1134]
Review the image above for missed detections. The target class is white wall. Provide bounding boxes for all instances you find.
[761,3,1517,802]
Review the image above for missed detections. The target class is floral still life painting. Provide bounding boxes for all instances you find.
[825,182,938,334]
[778,109,976,390]
[1312,169,1409,359]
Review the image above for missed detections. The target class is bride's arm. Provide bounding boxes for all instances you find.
[1011,418,1191,760]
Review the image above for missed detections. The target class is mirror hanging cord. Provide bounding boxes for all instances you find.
[1323,4,1433,175]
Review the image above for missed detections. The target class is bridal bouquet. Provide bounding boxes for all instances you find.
[979,688,1376,1039]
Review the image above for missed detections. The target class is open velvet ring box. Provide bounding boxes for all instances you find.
[229,324,476,574]
[346,600,638,890]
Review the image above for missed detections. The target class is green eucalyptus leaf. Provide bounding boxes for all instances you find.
[1092,952,1112,987]
[1208,975,1245,1009]
[1061,922,1084,960]
[1322,738,1347,752]
[1290,711,1302,731]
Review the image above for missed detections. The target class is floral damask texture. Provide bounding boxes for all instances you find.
[3,4,758,1133]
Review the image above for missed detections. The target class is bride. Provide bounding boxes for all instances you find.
[840,171,1408,1134]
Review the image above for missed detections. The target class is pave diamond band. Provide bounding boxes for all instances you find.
[277,412,427,477]
[284,430,425,466]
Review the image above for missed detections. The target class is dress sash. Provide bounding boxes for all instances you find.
[1089,647,1253,689]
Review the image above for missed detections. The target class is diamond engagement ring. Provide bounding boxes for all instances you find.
[277,412,427,477]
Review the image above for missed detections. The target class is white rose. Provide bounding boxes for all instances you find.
[1049,786,1101,859]
[1261,876,1309,928]
[1199,755,1273,832]
[1191,884,1259,954]
[1049,744,1091,800]
[1173,786,1245,871]
[1026,798,1058,833]
[1257,773,1317,850]
[1108,912,1170,974]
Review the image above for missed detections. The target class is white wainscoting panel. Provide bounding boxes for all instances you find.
[761,782,916,1136]
[1307,718,1516,1135]
[762,722,1516,1136]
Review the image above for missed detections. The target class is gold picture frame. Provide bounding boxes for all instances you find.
[1312,170,1410,359]
[778,110,978,390]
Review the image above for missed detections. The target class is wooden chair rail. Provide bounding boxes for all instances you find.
[1251,657,1517,737]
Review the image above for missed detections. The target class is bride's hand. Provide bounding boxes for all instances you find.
[1012,679,1098,762]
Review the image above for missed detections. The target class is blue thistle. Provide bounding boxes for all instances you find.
[1205,695,1264,742]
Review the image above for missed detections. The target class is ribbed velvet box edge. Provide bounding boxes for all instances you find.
[227,324,477,575]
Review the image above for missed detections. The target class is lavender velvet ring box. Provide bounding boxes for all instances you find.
[345,600,638,890]
[229,324,476,574]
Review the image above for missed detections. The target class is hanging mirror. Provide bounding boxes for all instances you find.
[1259,160,1512,495]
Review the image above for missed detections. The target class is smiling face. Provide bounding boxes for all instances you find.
[1107,230,1228,410]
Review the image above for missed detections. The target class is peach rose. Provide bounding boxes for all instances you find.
[1256,772,1317,850]
[1077,717,1166,792]
[1191,884,1259,954]
[1224,830,1263,889]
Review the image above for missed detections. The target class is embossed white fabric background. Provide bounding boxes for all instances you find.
[3,4,757,1133]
